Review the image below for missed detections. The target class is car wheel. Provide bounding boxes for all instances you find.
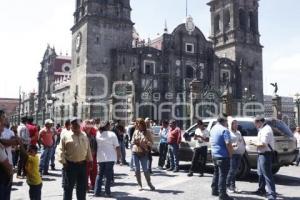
[272,166,280,175]
[237,156,250,179]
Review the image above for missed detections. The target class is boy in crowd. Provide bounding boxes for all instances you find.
[20,144,42,200]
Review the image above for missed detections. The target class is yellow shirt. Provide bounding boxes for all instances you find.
[58,131,93,164]
[25,155,42,185]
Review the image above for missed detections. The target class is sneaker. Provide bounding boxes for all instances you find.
[173,168,179,172]
[187,172,193,177]
[212,191,219,196]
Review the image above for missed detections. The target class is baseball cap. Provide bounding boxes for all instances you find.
[70,117,81,125]
[45,119,54,125]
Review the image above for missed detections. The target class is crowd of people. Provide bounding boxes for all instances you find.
[0,108,300,200]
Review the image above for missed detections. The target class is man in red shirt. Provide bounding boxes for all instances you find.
[167,120,181,172]
[83,120,98,191]
[26,116,38,146]
[38,119,54,175]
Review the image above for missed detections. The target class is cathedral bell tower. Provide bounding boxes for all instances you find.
[208,0,263,103]
[70,0,134,117]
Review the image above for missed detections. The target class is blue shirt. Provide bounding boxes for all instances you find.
[159,128,168,144]
[210,123,231,158]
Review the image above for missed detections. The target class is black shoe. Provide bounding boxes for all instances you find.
[252,190,266,196]
[219,195,234,200]
[187,172,193,177]
[51,166,56,170]
[166,167,174,171]
[212,191,219,196]
[43,172,50,175]
[199,173,204,177]
[105,193,113,197]
[173,168,179,172]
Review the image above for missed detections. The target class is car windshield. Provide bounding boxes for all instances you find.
[152,126,161,135]
[266,119,293,137]
[237,121,258,137]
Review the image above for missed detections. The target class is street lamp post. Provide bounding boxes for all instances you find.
[295,93,300,126]
[242,88,256,117]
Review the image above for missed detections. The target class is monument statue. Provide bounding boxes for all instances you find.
[270,82,278,96]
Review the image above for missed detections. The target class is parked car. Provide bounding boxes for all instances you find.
[151,126,161,153]
[181,117,299,178]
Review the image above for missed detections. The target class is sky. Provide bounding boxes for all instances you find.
[0,0,299,98]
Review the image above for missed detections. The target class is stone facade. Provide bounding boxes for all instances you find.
[65,0,264,127]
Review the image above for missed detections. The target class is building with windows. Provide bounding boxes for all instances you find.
[27,0,264,127]
[66,0,264,127]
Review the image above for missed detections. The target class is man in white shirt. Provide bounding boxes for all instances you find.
[94,121,120,197]
[294,126,300,166]
[17,116,30,177]
[0,110,13,200]
[187,120,209,177]
[250,117,276,200]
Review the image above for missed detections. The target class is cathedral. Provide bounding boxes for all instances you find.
[37,0,264,128]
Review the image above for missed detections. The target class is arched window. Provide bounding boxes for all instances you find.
[76,0,81,8]
[239,9,247,31]
[224,9,231,30]
[214,14,221,33]
[186,65,194,79]
[249,12,257,33]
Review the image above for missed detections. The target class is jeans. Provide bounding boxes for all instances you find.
[119,140,127,164]
[168,144,179,169]
[226,154,242,189]
[158,143,168,167]
[0,182,12,200]
[211,157,230,199]
[63,161,87,200]
[39,146,52,173]
[86,153,97,189]
[94,162,114,196]
[12,149,19,168]
[189,146,207,174]
[29,183,42,200]
[50,144,57,167]
[130,144,135,170]
[148,153,152,172]
[296,150,300,166]
[133,153,149,172]
[18,144,28,176]
[257,153,276,200]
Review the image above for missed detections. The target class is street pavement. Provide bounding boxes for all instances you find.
[11,150,300,200]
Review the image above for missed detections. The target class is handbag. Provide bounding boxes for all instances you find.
[267,144,277,163]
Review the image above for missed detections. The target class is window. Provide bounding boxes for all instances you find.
[185,43,194,53]
[237,121,258,136]
[220,69,230,83]
[76,57,80,67]
[239,9,247,31]
[249,12,257,33]
[186,65,194,78]
[214,14,220,33]
[224,9,231,29]
[143,61,155,75]
[153,80,158,89]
